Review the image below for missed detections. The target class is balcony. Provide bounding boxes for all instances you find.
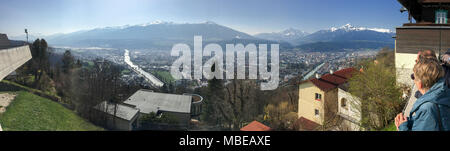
[183,93,204,118]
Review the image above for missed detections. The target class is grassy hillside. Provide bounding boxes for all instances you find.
[0,91,103,131]
[152,70,175,83]
[382,122,397,131]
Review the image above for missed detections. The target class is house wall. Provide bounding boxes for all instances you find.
[396,27,450,54]
[93,109,139,131]
[106,116,133,131]
[298,82,325,125]
[419,6,450,23]
[324,89,338,123]
[395,27,450,86]
[395,52,417,87]
[337,88,362,131]
[137,112,190,130]
[164,112,190,128]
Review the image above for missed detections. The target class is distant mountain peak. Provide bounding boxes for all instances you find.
[202,21,217,25]
[139,20,173,26]
[330,23,393,33]
[254,28,310,44]
[281,28,309,36]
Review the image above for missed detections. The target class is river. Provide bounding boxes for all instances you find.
[124,49,164,87]
[302,62,325,81]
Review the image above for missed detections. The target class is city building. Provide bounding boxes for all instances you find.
[297,68,361,130]
[395,0,450,116]
[0,33,32,81]
[94,89,203,131]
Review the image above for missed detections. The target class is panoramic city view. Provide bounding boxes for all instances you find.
[1,0,450,142]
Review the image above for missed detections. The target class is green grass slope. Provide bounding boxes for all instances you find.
[381,122,397,131]
[0,91,103,131]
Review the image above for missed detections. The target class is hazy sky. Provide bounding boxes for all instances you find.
[0,0,408,37]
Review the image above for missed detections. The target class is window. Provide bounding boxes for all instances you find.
[315,93,322,101]
[436,10,448,24]
[341,98,347,109]
[315,109,320,116]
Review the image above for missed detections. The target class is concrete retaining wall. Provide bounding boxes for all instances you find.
[0,46,32,81]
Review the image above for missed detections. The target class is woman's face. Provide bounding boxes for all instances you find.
[413,73,426,95]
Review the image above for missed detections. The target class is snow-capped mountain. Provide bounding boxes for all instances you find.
[138,20,174,27]
[295,24,395,52]
[254,28,309,44]
[329,23,393,33]
[37,22,393,51]
[45,21,258,49]
[299,23,395,45]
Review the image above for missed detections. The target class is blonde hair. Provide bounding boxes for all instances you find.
[413,58,444,89]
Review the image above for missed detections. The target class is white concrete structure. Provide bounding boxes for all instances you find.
[0,46,32,81]
[95,89,203,130]
[0,34,32,81]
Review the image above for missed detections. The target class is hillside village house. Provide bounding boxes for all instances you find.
[395,0,450,116]
[94,89,203,131]
[297,68,362,131]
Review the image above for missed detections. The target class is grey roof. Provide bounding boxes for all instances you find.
[95,101,139,121]
[124,90,192,114]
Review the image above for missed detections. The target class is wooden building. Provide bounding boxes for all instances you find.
[396,0,450,86]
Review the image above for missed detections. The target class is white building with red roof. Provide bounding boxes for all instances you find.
[297,68,362,131]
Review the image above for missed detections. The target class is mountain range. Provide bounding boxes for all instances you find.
[292,24,395,51]
[11,21,395,52]
[254,28,310,45]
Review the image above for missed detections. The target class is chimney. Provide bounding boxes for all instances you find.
[315,73,320,79]
[330,70,334,74]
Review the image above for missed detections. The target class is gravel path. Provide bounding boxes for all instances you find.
[0,93,16,114]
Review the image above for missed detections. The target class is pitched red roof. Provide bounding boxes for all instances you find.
[320,74,347,85]
[333,68,357,79]
[240,121,271,131]
[301,68,357,92]
[310,78,337,92]
[294,117,321,131]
